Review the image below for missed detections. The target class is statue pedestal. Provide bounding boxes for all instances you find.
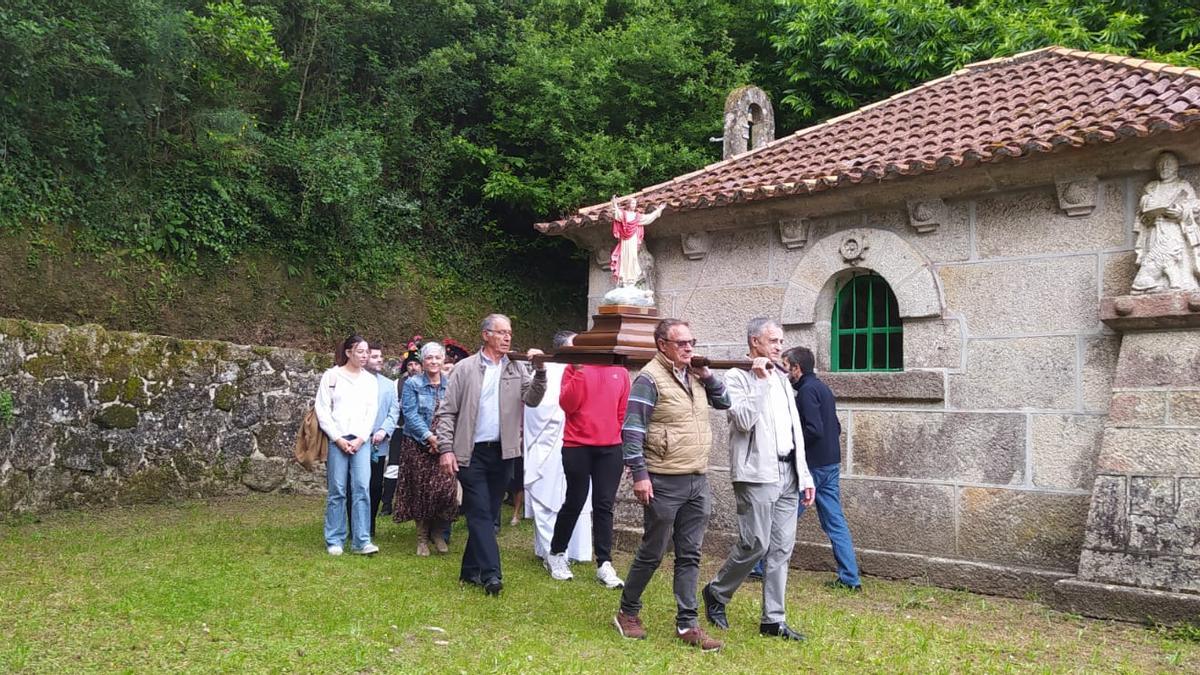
[1101,291,1200,330]
[1061,291,1200,622]
[557,305,659,366]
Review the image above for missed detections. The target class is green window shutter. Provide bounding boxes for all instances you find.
[831,271,903,372]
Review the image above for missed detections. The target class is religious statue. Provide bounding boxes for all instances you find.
[1132,152,1200,294]
[603,195,665,306]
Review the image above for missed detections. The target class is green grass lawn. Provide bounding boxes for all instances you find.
[0,494,1195,673]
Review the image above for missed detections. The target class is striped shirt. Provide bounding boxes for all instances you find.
[621,369,731,481]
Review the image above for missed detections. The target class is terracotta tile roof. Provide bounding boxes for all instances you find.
[536,47,1200,234]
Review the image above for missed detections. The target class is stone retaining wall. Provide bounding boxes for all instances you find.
[0,319,329,513]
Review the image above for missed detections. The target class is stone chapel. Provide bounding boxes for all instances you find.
[537,47,1200,623]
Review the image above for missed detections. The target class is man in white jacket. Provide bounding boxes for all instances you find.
[702,317,814,641]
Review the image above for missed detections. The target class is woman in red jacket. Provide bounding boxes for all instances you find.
[542,339,631,589]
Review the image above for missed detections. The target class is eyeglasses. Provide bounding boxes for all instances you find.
[486,329,513,337]
[661,339,697,349]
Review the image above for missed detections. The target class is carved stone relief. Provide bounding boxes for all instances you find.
[839,233,868,263]
[1055,175,1099,216]
[681,231,711,260]
[907,199,947,233]
[778,217,811,250]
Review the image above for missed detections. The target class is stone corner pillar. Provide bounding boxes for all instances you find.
[1056,291,1200,623]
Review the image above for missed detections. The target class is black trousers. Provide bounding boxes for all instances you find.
[550,444,623,564]
[380,477,396,515]
[380,434,402,515]
[458,442,510,583]
[368,455,385,538]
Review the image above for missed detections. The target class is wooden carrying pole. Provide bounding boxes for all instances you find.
[688,356,786,372]
[507,351,783,371]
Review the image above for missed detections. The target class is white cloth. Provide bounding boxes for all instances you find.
[473,354,503,443]
[766,373,795,455]
[617,235,640,284]
[314,366,379,441]
[522,363,592,561]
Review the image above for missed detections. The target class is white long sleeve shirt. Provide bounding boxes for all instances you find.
[314,366,379,441]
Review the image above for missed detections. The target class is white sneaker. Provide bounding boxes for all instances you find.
[596,561,625,588]
[544,552,573,580]
[327,545,343,556]
[354,543,379,555]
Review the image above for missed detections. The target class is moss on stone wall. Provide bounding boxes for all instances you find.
[96,381,121,403]
[23,354,65,379]
[117,466,180,505]
[0,471,31,513]
[305,352,334,370]
[93,405,138,430]
[1,318,334,514]
[213,384,239,412]
[0,390,13,426]
[121,377,146,405]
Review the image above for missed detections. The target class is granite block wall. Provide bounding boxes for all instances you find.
[587,169,1164,580]
[0,319,330,513]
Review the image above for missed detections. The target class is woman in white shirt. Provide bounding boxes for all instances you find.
[315,335,380,555]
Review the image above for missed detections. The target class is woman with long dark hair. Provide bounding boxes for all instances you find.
[392,342,458,555]
[315,334,380,555]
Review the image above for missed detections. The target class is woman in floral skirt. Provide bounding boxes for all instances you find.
[392,342,458,555]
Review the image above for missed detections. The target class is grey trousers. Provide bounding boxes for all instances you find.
[619,473,711,629]
[707,459,799,624]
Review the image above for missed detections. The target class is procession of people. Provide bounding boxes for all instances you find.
[305,192,864,651]
[310,310,861,652]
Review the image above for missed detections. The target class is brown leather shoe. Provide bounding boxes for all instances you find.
[677,626,723,652]
[613,611,646,640]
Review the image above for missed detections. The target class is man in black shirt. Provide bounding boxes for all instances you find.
[782,346,862,592]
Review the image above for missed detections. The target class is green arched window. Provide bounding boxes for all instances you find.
[831,272,902,371]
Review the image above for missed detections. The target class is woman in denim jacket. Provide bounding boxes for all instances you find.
[392,342,457,555]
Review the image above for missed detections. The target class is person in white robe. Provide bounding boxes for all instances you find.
[523,349,592,561]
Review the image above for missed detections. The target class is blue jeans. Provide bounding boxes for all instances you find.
[324,440,372,550]
[800,463,860,586]
[751,462,860,585]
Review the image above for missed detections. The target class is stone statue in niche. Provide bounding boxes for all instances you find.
[604,195,665,306]
[1132,152,1200,294]
[636,239,657,300]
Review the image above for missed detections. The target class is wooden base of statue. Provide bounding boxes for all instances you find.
[555,304,659,366]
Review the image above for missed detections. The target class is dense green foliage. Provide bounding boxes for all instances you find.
[767,0,1200,118]
[476,0,761,215]
[0,0,1197,327]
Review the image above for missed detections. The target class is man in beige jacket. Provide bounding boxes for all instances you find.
[436,314,546,596]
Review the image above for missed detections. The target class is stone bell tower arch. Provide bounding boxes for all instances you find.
[723,85,775,159]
